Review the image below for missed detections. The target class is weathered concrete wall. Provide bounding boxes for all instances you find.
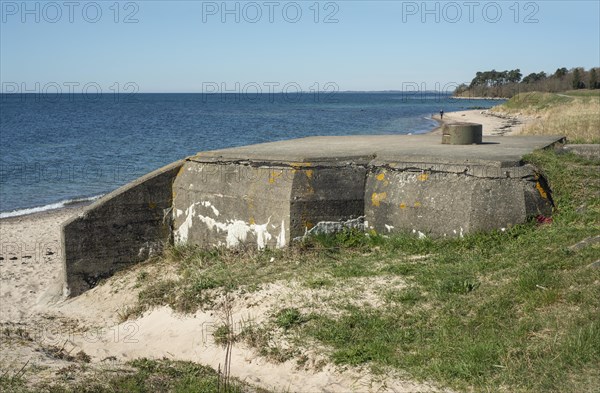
[289,162,367,239]
[171,158,369,248]
[62,160,183,297]
[172,161,292,249]
[365,162,553,237]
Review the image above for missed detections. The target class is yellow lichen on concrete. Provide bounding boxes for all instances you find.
[291,163,314,180]
[534,175,548,199]
[418,173,429,181]
[291,162,312,167]
[371,192,387,207]
[172,165,187,200]
[536,182,548,199]
[376,172,390,186]
[269,170,283,184]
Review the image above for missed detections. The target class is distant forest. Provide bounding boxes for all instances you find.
[454,67,600,98]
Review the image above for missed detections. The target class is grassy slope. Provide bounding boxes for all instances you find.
[0,358,255,393]
[493,91,600,143]
[122,149,600,393]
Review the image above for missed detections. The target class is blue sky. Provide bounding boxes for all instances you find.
[1,0,599,92]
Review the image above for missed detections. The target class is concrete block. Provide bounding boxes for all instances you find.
[62,160,183,297]
[365,163,553,237]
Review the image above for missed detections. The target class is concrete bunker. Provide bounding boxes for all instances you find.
[62,133,563,295]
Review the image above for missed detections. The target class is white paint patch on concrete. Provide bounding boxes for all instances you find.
[197,213,274,250]
[200,201,220,217]
[175,204,197,244]
[175,200,278,249]
[226,220,252,247]
[252,221,272,249]
[307,217,365,236]
[384,224,394,232]
[412,229,427,239]
[276,220,286,248]
[293,217,365,242]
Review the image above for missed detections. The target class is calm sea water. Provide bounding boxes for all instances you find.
[0,93,501,217]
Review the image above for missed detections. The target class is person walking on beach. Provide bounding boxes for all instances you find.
[440,110,444,119]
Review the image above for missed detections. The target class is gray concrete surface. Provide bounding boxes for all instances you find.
[560,144,599,160]
[442,123,482,145]
[62,160,184,296]
[194,134,564,167]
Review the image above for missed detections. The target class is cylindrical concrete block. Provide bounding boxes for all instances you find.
[442,123,483,145]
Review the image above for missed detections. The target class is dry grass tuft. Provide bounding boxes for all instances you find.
[496,92,600,143]
[521,99,600,143]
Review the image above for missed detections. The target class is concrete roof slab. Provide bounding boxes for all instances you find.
[190,135,565,167]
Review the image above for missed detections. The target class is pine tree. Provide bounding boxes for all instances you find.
[589,68,598,89]
[572,68,584,89]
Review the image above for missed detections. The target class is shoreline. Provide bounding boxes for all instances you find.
[429,106,532,137]
[450,96,508,100]
[0,199,93,222]
[1,104,526,222]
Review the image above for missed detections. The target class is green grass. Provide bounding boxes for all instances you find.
[126,149,599,392]
[499,92,573,112]
[563,89,600,98]
[0,358,255,393]
[274,308,308,331]
[300,150,600,392]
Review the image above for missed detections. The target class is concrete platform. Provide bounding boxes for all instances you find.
[193,134,563,167]
[63,134,564,296]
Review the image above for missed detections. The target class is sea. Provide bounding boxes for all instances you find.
[0,92,502,218]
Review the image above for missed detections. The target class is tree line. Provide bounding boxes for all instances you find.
[454,67,600,98]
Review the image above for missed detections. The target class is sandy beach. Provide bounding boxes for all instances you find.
[431,109,533,136]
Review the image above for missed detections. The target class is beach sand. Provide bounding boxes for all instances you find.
[432,109,532,136]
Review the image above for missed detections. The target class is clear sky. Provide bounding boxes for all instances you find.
[1,0,599,92]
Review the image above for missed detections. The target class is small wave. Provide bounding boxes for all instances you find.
[0,195,104,219]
